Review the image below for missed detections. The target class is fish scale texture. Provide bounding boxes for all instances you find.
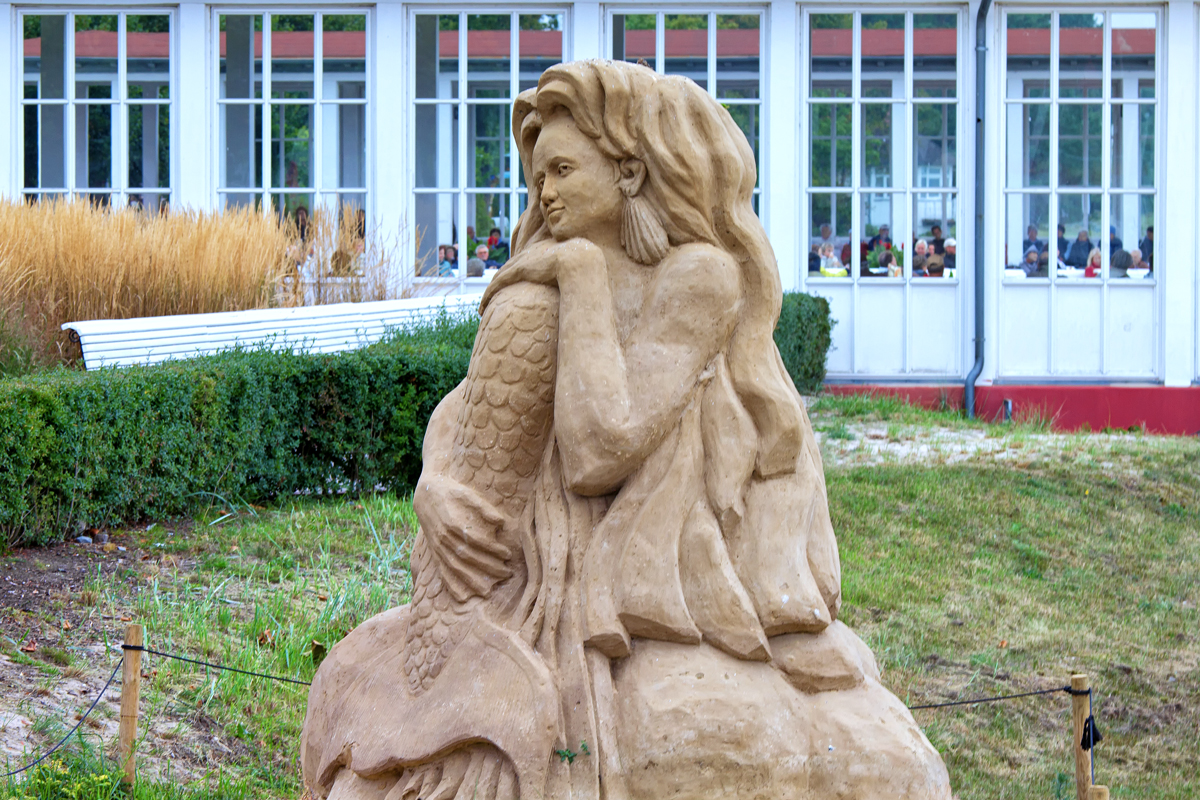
[403,283,560,694]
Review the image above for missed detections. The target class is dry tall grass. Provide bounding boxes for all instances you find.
[0,199,423,372]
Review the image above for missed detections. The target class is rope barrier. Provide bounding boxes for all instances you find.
[908,684,1071,710]
[121,644,311,686]
[1,658,123,779]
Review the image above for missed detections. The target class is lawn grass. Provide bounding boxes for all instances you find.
[2,425,1197,798]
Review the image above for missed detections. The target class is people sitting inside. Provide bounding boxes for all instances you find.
[466,245,493,277]
[1022,225,1045,256]
[1055,224,1069,261]
[818,242,847,277]
[1064,230,1093,267]
[1110,248,1133,277]
[877,250,901,278]
[866,224,892,252]
[811,222,838,251]
[1129,248,1148,270]
[486,227,510,263]
[1020,245,1040,276]
[942,238,957,274]
[928,224,946,254]
[438,244,457,276]
[1108,225,1123,256]
[1138,226,1153,269]
[912,239,929,274]
[1084,247,1102,278]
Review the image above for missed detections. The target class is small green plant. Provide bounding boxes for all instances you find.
[822,422,854,441]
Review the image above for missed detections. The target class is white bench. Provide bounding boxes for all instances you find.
[62,293,483,371]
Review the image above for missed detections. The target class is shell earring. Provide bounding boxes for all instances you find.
[620,189,670,265]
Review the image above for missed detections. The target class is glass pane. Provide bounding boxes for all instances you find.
[717,15,760,99]
[1005,103,1049,188]
[324,14,366,99]
[725,103,760,180]
[270,104,312,189]
[1058,193,1102,275]
[415,14,458,100]
[808,193,851,275]
[1109,104,1154,189]
[322,103,365,189]
[914,14,957,93]
[913,192,958,277]
[73,103,113,189]
[915,103,956,188]
[612,14,655,66]
[128,104,169,189]
[271,15,314,99]
[664,14,706,88]
[470,104,510,189]
[414,192,460,276]
[221,15,264,99]
[1057,104,1102,187]
[1114,195,1154,273]
[414,104,457,189]
[274,192,313,230]
[1112,13,1155,99]
[1004,194,1050,277]
[861,14,903,98]
[75,15,118,94]
[862,104,900,188]
[860,193,897,276]
[468,191,511,261]
[810,13,852,97]
[520,14,564,89]
[127,15,170,98]
[25,15,68,100]
[220,102,263,192]
[220,192,263,210]
[1006,13,1050,99]
[1059,13,1103,92]
[25,104,67,189]
[809,104,851,187]
[468,14,510,99]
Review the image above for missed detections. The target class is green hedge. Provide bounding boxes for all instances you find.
[0,293,833,547]
[774,292,834,394]
[0,315,476,547]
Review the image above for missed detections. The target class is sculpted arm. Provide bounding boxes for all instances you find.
[554,241,740,495]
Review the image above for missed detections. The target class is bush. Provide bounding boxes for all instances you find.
[774,292,834,394]
[0,313,477,547]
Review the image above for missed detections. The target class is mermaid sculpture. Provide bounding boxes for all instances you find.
[301,60,952,800]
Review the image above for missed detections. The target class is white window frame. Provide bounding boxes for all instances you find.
[998,7,1162,379]
[17,8,176,206]
[407,6,572,288]
[604,7,767,214]
[211,7,371,218]
[800,6,967,378]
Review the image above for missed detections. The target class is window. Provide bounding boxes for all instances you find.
[216,11,368,226]
[411,11,565,279]
[21,12,171,208]
[1003,11,1157,281]
[804,11,961,281]
[609,10,764,213]
[1000,10,1159,378]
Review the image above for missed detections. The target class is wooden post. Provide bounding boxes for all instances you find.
[1088,787,1109,800]
[118,624,143,785]
[1071,673,1091,800]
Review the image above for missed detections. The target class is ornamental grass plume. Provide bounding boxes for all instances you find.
[0,198,293,370]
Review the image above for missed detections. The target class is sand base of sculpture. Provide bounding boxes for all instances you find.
[301,59,951,799]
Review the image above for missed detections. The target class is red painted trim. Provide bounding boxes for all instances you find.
[825,384,1200,436]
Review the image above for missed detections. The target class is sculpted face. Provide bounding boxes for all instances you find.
[533,112,624,242]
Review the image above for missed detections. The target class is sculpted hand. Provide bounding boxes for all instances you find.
[413,473,514,602]
[482,237,605,300]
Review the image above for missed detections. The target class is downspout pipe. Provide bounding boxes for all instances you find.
[966,0,993,418]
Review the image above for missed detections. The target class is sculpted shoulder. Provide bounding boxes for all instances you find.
[651,242,741,315]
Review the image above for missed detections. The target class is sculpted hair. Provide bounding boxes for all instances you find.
[511,60,802,475]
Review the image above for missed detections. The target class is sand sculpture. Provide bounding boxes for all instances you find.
[301,60,951,800]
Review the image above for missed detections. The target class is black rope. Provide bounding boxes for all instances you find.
[908,684,1071,710]
[1,658,123,778]
[123,645,311,686]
